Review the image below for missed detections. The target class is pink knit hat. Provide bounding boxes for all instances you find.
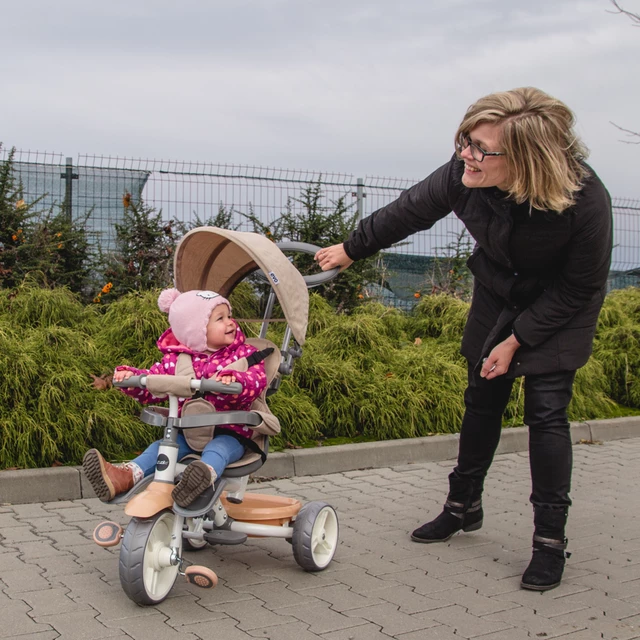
[158,288,231,352]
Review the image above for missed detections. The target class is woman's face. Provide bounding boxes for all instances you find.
[460,122,510,191]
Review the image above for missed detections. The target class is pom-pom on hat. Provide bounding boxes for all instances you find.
[158,288,231,352]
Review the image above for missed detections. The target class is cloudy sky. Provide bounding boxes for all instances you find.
[2,0,639,197]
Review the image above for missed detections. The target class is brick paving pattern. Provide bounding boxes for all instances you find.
[1,437,640,639]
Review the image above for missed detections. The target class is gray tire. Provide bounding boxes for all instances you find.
[292,502,339,571]
[119,511,182,605]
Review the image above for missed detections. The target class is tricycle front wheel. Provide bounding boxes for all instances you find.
[119,510,182,605]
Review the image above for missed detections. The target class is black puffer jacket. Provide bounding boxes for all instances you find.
[344,155,613,376]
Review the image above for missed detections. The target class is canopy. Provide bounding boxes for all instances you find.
[173,227,309,345]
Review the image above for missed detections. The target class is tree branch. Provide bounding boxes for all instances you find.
[608,0,640,25]
[610,121,640,144]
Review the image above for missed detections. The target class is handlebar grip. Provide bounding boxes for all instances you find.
[113,375,146,389]
[198,379,243,395]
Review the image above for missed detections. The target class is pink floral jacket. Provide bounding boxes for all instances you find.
[115,321,267,439]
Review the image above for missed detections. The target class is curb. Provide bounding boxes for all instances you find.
[2,416,639,505]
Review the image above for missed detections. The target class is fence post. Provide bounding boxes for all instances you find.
[60,157,78,222]
[355,177,365,220]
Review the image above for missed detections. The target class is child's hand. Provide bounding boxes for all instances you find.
[215,373,237,386]
[113,369,134,383]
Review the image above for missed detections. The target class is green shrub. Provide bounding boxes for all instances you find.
[93,290,167,370]
[0,284,154,468]
[2,281,640,470]
[0,274,98,330]
[406,293,470,341]
[592,288,640,407]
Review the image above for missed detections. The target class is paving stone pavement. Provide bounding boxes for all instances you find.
[2,437,640,640]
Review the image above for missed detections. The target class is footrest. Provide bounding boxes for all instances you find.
[185,566,218,589]
[203,530,248,545]
[92,521,123,547]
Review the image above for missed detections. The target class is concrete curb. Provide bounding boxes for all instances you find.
[2,416,639,505]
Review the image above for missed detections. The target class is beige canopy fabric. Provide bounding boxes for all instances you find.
[173,227,309,345]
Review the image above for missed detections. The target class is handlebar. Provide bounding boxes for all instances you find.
[113,375,243,396]
[266,241,341,288]
[253,241,340,288]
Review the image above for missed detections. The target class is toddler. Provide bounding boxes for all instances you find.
[83,288,267,508]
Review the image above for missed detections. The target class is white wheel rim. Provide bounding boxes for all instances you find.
[142,512,179,599]
[310,507,338,568]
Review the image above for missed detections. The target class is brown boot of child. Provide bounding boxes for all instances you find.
[83,449,135,502]
[172,461,217,508]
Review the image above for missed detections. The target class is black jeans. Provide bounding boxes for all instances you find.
[449,365,576,509]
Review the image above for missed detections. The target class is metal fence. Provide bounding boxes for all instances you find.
[5,149,640,304]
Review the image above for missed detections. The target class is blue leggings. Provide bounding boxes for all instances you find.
[133,433,245,479]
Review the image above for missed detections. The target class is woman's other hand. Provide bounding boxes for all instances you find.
[481,334,521,380]
[314,243,354,271]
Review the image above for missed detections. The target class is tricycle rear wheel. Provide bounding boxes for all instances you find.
[292,502,339,571]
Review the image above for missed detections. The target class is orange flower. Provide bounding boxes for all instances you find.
[414,292,421,299]
[101,282,113,294]
[56,232,62,238]
[15,199,25,210]
[57,243,63,249]
[12,234,17,241]
[358,294,364,299]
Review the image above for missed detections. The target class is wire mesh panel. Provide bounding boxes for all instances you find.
[3,148,640,303]
[82,157,362,234]
[7,151,150,250]
[5,151,66,209]
[74,163,150,249]
[611,198,640,272]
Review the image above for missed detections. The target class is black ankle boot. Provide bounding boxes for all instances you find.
[521,536,571,591]
[521,505,570,591]
[411,499,483,543]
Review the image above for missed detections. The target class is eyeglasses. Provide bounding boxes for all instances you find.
[456,135,505,162]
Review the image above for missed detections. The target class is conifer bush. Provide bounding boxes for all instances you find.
[592,288,640,407]
[0,283,155,469]
[1,280,640,470]
[0,147,95,300]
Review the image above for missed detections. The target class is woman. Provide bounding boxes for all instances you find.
[315,87,612,592]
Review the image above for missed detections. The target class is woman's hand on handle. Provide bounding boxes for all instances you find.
[314,243,354,272]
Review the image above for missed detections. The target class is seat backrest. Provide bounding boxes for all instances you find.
[222,337,281,472]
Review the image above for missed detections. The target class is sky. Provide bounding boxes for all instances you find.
[2,0,639,198]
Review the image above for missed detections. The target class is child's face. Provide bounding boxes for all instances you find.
[206,305,236,351]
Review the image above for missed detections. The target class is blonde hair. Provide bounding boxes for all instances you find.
[455,87,590,212]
